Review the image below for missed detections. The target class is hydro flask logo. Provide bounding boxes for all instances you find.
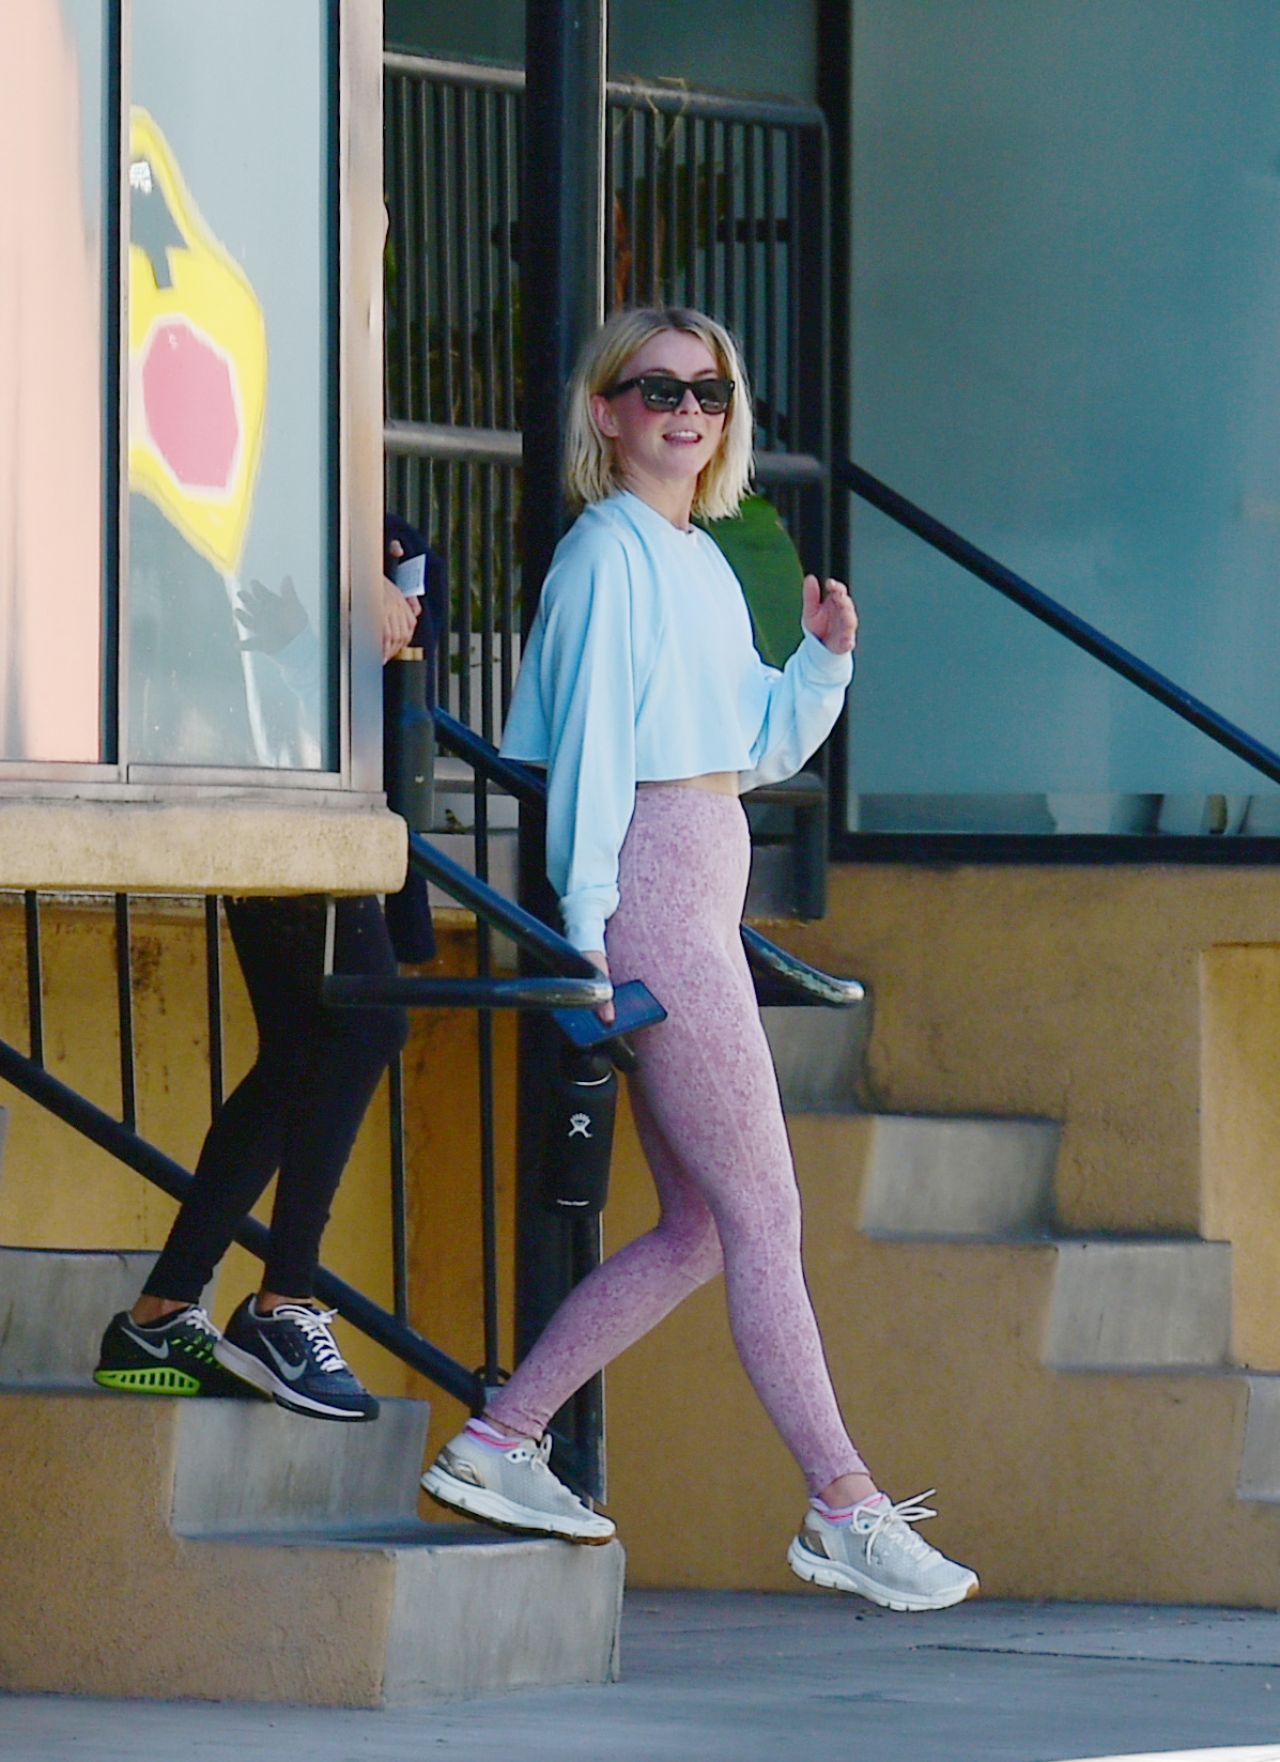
[567,1113,592,1139]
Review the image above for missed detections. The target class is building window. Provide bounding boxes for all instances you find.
[127,2,334,770]
[847,0,1280,841]
[1,0,356,788]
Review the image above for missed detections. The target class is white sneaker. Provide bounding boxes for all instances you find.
[787,1490,978,1611]
[421,1426,616,1544]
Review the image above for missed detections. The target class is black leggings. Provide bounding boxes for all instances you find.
[144,895,409,1302]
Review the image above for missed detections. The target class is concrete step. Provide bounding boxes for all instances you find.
[830,1117,1228,1364]
[0,1246,155,1385]
[180,1521,624,1704]
[786,1111,1226,1367]
[855,1112,1059,1239]
[1044,1238,1233,1370]
[761,1002,872,1114]
[172,1397,431,1535]
[1240,1376,1280,1503]
[0,1391,624,1704]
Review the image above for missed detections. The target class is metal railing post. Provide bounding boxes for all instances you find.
[518,0,609,1497]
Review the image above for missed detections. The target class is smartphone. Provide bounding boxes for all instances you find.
[393,552,426,598]
[552,979,667,1051]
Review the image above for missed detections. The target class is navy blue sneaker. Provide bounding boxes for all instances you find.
[94,1305,262,1399]
[213,1297,379,1421]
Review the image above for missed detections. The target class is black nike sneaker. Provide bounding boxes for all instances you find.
[93,1305,261,1398]
[213,1296,379,1421]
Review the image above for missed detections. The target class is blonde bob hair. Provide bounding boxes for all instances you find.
[563,306,754,521]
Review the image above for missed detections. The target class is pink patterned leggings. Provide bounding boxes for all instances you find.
[486,785,868,1495]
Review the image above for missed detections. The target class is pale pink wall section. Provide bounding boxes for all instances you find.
[0,4,103,762]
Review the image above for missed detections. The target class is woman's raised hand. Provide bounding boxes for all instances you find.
[801,574,858,655]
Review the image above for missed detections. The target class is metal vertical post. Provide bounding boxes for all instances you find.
[388,1051,410,1323]
[24,893,44,1069]
[114,894,136,1133]
[521,0,606,594]
[204,895,224,1120]
[517,0,608,1495]
[815,0,853,827]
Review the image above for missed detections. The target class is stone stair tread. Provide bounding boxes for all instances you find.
[761,1004,871,1114]
[1240,1374,1280,1503]
[0,1246,157,1386]
[171,1393,430,1533]
[0,1386,623,1703]
[854,1111,1060,1240]
[1045,1236,1232,1371]
[186,1519,587,1549]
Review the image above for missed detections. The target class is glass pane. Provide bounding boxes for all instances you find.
[848,0,1280,836]
[0,0,107,763]
[128,0,332,769]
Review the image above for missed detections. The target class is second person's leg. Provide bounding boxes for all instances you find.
[214,895,408,1420]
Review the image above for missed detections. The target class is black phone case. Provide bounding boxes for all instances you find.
[552,979,667,1051]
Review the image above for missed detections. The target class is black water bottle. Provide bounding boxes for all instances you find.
[383,649,435,833]
[541,1045,617,1216]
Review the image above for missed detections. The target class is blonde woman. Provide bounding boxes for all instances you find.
[423,307,977,1611]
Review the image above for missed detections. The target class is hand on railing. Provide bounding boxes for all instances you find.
[580,949,614,1025]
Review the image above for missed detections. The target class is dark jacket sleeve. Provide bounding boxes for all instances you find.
[382,513,440,963]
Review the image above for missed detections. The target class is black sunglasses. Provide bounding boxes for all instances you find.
[603,373,735,415]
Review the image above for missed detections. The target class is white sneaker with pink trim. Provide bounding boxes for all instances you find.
[422,1427,616,1544]
[787,1490,978,1611]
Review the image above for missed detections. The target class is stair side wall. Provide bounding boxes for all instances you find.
[1200,944,1280,1368]
[602,1115,1280,1602]
[383,1537,625,1702]
[778,864,1280,1238]
[0,1394,396,1704]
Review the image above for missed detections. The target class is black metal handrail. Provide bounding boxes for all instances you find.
[0,1034,477,1405]
[0,718,864,1505]
[741,925,864,1007]
[324,974,606,1010]
[840,459,1280,790]
[0,819,619,1433]
[322,833,609,1011]
[432,707,865,1008]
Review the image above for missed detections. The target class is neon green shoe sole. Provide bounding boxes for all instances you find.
[93,1366,202,1396]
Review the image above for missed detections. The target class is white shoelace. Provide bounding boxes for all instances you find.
[503,1434,554,1471]
[271,1304,347,1374]
[502,1433,587,1510]
[856,1490,939,1562]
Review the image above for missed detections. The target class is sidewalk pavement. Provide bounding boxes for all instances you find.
[3,1593,1280,1762]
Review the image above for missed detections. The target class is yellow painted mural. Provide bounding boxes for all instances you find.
[128,109,267,576]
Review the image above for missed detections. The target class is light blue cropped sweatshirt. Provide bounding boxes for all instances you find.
[499,489,854,952]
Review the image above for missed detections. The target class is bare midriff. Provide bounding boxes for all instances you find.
[638,771,739,797]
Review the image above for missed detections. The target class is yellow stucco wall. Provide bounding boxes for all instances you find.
[7,862,1280,1600]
